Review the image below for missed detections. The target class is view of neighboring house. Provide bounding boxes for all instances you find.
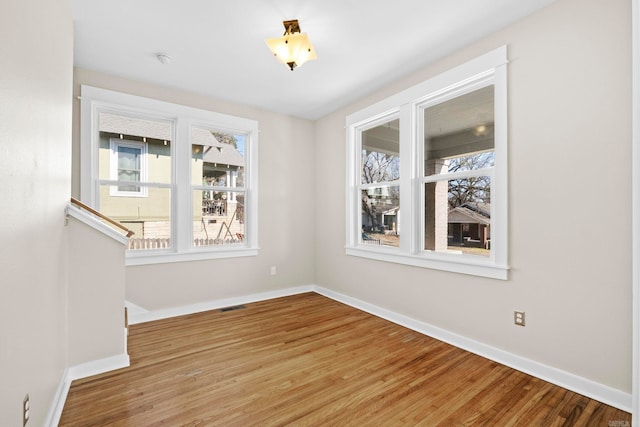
[361,187,399,233]
[361,191,491,255]
[448,202,491,250]
[97,112,245,249]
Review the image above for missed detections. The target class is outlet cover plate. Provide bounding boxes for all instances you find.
[514,311,525,326]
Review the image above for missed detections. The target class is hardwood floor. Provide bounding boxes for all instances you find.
[60,293,631,426]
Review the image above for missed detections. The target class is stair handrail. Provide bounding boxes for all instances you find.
[70,197,135,238]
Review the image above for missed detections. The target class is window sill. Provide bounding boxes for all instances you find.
[345,246,508,280]
[125,247,259,266]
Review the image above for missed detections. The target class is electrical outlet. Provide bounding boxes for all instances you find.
[514,311,526,327]
[270,266,277,276]
[23,394,29,426]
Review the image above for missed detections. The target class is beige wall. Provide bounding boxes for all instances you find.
[0,0,73,425]
[73,69,317,310]
[315,0,632,393]
[67,217,127,366]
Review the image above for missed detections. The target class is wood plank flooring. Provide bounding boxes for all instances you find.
[60,293,631,426]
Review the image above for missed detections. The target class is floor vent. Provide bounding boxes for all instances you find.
[220,305,246,312]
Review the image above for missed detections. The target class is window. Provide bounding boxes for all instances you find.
[109,139,147,197]
[97,111,173,254]
[346,47,508,279]
[420,86,494,257]
[80,86,258,265]
[191,126,246,246]
[360,116,400,247]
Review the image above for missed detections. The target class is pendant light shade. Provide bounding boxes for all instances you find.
[266,19,317,71]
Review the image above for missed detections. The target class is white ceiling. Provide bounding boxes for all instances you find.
[71,0,557,120]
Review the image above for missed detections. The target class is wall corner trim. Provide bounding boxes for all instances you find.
[631,0,640,424]
[66,204,130,245]
[46,353,130,427]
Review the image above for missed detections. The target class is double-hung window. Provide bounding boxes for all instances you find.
[346,47,508,279]
[80,86,258,265]
[360,115,401,247]
[109,139,147,197]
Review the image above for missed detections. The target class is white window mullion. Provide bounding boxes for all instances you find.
[81,101,100,207]
[422,167,495,183]
[399,103,413,254]
[414,100,427,257]
[175,118,190,253]
[346,125,359,247]
[244,128,259,249]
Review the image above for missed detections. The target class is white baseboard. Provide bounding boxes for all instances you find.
[46,353,130,427]
[67,353,130,381]
[313,285,632,413]
[128,285,315,324]
[125,300,149,317]
[44,370,72,427]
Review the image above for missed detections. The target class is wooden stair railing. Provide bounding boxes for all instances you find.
[70,197,135,238]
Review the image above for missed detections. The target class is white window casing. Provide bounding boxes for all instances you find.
[346,46,508,280]
[80,85,259,265]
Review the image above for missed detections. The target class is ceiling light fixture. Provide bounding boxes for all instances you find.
[265,19,317,71]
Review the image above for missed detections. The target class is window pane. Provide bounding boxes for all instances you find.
[424,177,491,256]
[116,145,142,192]
[191,127,247,247]
[193,190,245,246]
[423,86,494,175]
[98,185,172,250]
[192,127,245,187]
[117,146,141,170]
[361,186,400,247]
[361,118,400,184]
[118,169,140,182]
[98,111,172,185]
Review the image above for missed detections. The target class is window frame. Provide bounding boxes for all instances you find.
[109,138,148,197]
[358,111,401,248]
[80,85,259,266]
[189,123,248,250]
[345,46,508,280]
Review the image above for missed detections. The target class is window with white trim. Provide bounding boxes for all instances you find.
[346,47,508,279]
[109,139,147,197]
[360,115,400,247]
[80,86,259,265]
